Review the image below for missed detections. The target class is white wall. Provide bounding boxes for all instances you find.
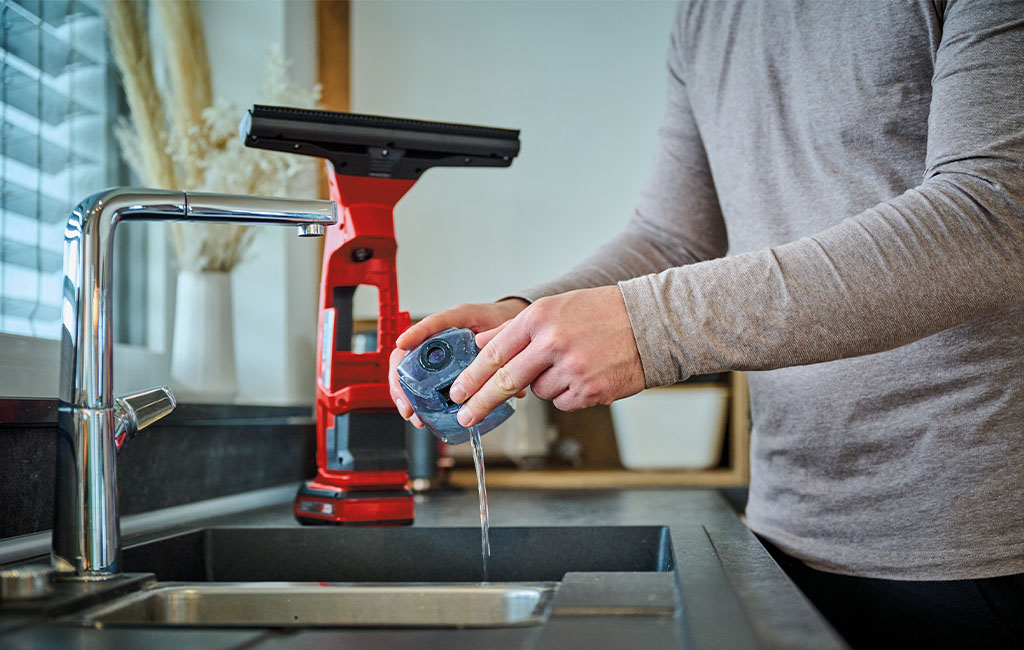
[350,0,677,318]
[200,0,320,405]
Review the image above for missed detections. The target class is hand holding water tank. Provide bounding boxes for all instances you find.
[396,328,515,444]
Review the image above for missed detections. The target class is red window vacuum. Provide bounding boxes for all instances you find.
[242,105,520,524]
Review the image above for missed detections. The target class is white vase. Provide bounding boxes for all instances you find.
[170,270,238,403]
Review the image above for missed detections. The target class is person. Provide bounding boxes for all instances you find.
[388,1,1024,647]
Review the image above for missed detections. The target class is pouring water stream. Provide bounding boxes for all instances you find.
[468,426,490,581]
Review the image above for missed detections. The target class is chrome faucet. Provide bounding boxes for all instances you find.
[54,188,337,580]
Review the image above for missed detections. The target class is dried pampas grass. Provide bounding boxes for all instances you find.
[105,1,177,190]
[164,43,321,271]
[150,0,211,189]
[168,45,321,271]
[104,0,320,272]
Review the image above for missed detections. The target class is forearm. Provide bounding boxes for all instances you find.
[624,171,1024,386]
[622,0,1024,387]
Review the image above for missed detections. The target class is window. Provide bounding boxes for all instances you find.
[1,0,124,339]
[0,0,166,398]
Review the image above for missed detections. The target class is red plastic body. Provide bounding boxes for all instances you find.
[295,162,415,524]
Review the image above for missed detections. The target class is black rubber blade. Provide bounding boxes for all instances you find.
[241,104,520,179]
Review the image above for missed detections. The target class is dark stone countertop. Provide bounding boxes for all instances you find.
[0,487,848,649]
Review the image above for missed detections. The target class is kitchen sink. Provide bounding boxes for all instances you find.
[57,526,675,629]
[71,582,558,627]
[121,526,675,583]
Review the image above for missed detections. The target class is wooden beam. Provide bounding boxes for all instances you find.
[448,468,747,489]
[314,0,350,261]
[728,371,751,485]
[316,0,350,112]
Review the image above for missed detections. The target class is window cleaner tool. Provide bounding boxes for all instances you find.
[241,105,520,524]
[397,327,514,445]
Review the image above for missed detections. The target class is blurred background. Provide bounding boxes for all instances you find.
[0,0,746,482]
[0,0,676,404]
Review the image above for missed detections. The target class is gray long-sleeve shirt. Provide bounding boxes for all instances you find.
[518,0,1024,580]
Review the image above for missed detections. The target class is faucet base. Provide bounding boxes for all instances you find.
[54,571,121,583]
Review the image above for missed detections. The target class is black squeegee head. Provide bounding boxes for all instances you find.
[241,105,520,179]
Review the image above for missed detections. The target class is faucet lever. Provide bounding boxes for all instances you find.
[113,386,177,451]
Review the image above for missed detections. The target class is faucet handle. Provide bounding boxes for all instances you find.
[113,386,177,450]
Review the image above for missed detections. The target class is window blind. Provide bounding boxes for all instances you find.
[1,0,123,340]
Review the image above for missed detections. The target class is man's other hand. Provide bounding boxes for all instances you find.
[448,286,645,427]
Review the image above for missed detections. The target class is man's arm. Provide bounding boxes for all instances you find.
[449,0,1024,424]
[621,0,1024,386]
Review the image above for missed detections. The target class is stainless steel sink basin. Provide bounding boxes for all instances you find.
[79,526,672,629]
[72,582,558,628]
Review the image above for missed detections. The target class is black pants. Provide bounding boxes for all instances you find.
[761,539,1024,650]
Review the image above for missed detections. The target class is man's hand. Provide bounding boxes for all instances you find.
[449,286,645,427]
[388,298,529,428]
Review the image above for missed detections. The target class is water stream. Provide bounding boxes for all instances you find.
[468,426,490,581]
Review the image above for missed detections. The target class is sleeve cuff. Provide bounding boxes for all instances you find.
[617,275,689,387]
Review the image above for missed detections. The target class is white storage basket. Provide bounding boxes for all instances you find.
[610,384,729,470]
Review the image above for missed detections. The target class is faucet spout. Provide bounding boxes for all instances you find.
[183,191,337,229]
[54,187,336,580]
